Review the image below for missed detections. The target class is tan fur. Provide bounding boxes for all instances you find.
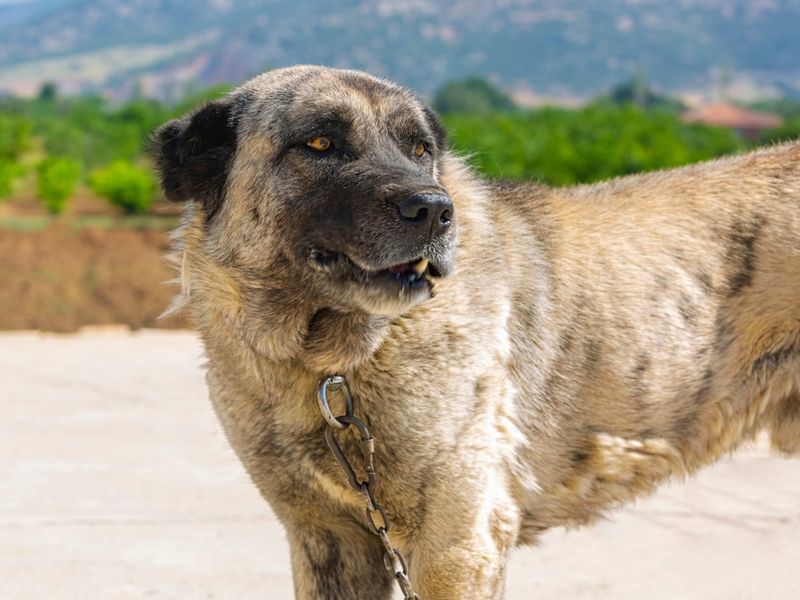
[155,66,800,599]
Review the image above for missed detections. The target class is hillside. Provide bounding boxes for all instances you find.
[1,0,799,100]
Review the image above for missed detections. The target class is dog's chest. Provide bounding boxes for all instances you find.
[255,313,519,532]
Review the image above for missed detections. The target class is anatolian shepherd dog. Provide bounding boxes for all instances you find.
[153,65,800,599]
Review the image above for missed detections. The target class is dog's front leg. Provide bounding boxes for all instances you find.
[286,522,394,600]
[410,536,512,600]
[409,487,518,600]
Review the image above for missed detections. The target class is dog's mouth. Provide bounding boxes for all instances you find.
[309,250,442,290]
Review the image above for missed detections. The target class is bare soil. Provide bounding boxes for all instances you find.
[0,224,189,332]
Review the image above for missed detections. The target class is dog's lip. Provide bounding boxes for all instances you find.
[386,257,429,276]
[309,250,443,280]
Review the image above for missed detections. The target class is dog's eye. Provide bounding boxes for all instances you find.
[307,136,332,152]
[414,141,427,158]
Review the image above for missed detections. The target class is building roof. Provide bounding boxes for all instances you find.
[681,103,783,130]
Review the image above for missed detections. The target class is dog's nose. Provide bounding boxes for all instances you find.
[397,193,453,235]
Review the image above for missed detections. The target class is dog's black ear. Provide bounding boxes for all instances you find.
[423,106,448,152]
[152,99,237,220]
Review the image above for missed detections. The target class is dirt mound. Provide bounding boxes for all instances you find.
[1,225,189,332]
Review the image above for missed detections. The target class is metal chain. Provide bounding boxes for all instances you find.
[317,375,421,600]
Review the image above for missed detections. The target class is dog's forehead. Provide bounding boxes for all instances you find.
[235,66,424,132]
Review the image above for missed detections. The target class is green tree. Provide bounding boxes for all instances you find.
[443,105,742,185]
[90,161,156,214]
[37,157,81,215]
[0,114,31,198]
[604,77,685,112]
[433,77,516,115]
[747,98,800,120]
[0,114,31,160]
[174,83,232,114]
[760,118,800,144]
[22,94,171,169]
[38,81,58,103]
[0,161,21,198]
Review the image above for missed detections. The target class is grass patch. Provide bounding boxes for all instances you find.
[0,216,51,231]
[0,214,179,231]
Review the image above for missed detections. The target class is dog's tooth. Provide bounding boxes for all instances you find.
[412,258,429,274]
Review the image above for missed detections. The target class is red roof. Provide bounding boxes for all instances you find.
[681,103,783,130]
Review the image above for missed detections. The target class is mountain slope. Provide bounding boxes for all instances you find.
[0,0,798,99]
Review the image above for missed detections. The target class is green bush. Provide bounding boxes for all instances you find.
[433,77,516,115]
[0,114,32,199]
[760,118,800,144]
[603,76,685,112]
[90,160,156,214]
[0,114,31,161]
[0,160,22,198]
[443,105,743,185]
[36,157,81,214]
[747,98,800,120]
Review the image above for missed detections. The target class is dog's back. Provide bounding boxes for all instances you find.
[492,143,800,530]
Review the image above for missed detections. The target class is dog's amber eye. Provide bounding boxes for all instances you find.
[307,136,332,151]
[414,141,427,157]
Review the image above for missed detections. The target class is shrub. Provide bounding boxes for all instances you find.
[604,76,685,112]
[433,77,516,115]
[760,118,800,145]
[36,157,81,215]
[90,161,156,214]
[443,105,743,185]
[0,114,31,161]
[0,160,22,198]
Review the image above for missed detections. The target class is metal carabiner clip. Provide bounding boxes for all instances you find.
[317,374,354,430]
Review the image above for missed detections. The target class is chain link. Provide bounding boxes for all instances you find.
[317,376,421,600]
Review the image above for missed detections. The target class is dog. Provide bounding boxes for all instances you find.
[152,65,800,599]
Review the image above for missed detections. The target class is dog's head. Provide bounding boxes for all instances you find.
[153,66,457,319]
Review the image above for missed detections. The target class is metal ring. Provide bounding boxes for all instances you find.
[317,375,353,430]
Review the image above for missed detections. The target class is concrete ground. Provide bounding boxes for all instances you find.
[1,329,798,599]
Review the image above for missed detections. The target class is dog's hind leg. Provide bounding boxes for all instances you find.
[768,390,800,455]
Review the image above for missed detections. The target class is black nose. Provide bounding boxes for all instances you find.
[397,193,453,235]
